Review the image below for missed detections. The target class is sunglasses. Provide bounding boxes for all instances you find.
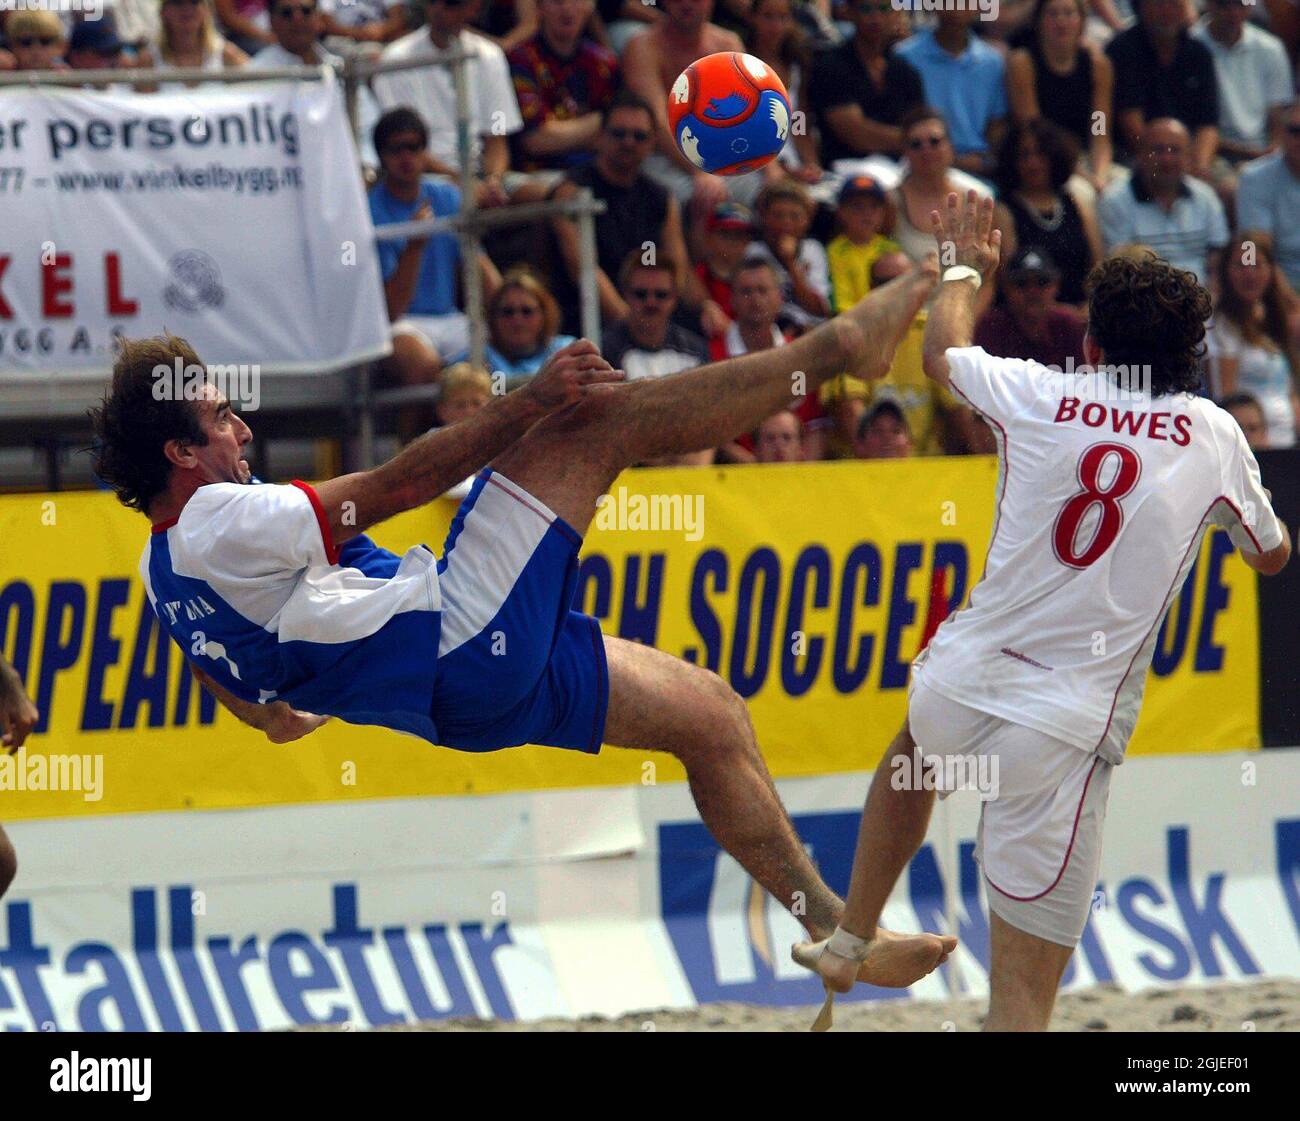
[164,0,205,6]
[608,126,651,143]
[497,304,540,318]
[1009,273,1052,288]
[384,140,424,154]
[430,0,468,6]
[274,3,316,15]
[16,36,60,46]
[854,0,893,10]
[1286,124,1300,137]
[908,135,945,151]
[631,287,673,301]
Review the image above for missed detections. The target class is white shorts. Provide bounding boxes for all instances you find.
[908,674,1113,947]
[392,313,470,361]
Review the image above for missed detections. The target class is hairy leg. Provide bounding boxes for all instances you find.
[602,635,842,940]
[488,261,938,535]
[983,911,1073,1031]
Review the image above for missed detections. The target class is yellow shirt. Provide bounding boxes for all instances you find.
[827,233,899,313]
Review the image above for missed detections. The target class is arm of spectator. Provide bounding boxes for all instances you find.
[622,31,695,171]
[1068,185,1104,273]
[790,122,823,182]
[1116,108,1144,156]
[0,49,14,72]
[213,0,276,46]
[481,134,511,184]
[519,112,604,160]
[480,252,503,303]
[495,0,539,54]
[716,440,758,464]
[383,201,433,321]
[222,39,251,66]
[1191,125,1219,179]
[771,237,830,318]
[1005,49,1039,125]
[551,181,630,321]
[420,150,462,178]
[819,104,906,158]
[1087,49,1114,187]
[1215,352,1239,396]
[619,0,660,22]
[1089,0,1126,30]
[662,196,699,307]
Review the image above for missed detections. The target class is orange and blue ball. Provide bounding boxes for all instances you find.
[668,52,791,177]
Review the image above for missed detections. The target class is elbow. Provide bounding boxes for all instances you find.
[921,342,948,385]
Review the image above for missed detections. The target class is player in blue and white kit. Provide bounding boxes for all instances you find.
[91,277,960,986]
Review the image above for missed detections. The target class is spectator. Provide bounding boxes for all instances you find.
[154,0,249,85]
[598,0,659,56]
[744,0,822,182]
[475,0,539,53]
[1219,392,1270,451]
[1105,0,1219,175]
[373,0,523,195]
[1005,0,1114,192]
[1097,118,1229,285]
[477,268,577,384]
[1204,231,1299,449]
[711,257,829,460]
[67,15,126,71]
[890,107,1015,313]
[994,119,1102,307]
[213,0,277,54]
[746,179,831,329]
[694,202,754,330]
[369,108,503,436]
[827,173,897,312]
[320,0,408,48]
[854,398,913,459]
[5,10,67,72]
[852,250,971,455]
[1237,102,1300,293]
[549,92,723,333]
[602,254,710,382]
[805,0,925,167]
[895,9,1009,178]
[1191,0,1293,174]
[431,363,494,499]
[621,0,743,211]
[100,0,164,54]
[974,247,1088,369]
[509,0,620,174]
[754,410,804,462]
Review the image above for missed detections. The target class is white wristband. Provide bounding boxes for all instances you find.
[942,265,982,290]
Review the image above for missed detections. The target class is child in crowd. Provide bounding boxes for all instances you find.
[827,175,899,312]
[746,180,832,332]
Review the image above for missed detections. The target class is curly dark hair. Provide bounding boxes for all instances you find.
[994,118,1079,195]
[89,334,209,514]
[1084,252,1211,397]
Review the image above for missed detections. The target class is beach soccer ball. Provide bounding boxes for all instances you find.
[668,52,791,177]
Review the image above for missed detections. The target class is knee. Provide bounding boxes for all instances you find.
[0,829,16,900]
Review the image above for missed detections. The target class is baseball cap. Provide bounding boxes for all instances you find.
[838,175,887,205]
[707,202,753,233]
[860,396,908,431]
[1006,246,1059,278]
[70,15,124,55]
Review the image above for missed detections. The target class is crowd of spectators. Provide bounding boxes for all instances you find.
[6,0,1300,458]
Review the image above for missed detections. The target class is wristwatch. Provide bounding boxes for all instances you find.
[942,265,982,290]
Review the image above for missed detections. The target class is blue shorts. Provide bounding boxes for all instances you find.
[430,469,608,754]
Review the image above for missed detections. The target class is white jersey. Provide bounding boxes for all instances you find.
[914,346,1284,765]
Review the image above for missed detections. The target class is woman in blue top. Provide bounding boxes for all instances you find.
[459,268,575,388]
[1205,231,1300,449]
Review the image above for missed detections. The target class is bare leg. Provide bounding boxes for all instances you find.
[792,722,958,990]
[603,637,841,941]
[488,260,938,535]
[984,911,1073,1031]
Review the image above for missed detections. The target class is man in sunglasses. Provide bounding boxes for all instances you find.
[4,9,67,73]
[1238,101,1300,293]
[974,248,1085,371]
[374,0,522,202]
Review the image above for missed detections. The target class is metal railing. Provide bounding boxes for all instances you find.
[1,43,606,471]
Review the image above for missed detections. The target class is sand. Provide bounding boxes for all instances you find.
[339,980,1300,1032]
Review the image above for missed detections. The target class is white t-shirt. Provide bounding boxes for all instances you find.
[372,28,522,173]
[913,346,1284,765]
[320,0,404,28]
[1191,20,1293,149]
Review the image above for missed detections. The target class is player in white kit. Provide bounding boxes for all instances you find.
[794,193,1292,1030]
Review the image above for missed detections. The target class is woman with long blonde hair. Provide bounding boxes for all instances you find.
[154,0,248,84]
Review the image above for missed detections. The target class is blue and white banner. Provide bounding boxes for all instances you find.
[1,750,1297,1029]
[0,77,389,378]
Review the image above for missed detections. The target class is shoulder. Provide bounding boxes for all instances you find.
[711,25,745,52]
[1184,174,1224,208]
[421,175,461,209]
[1180,30,1215,66]
[1006,47,1033,75]
[969,35,1004,69]
[1237,151,1283,186]
[382,28,424,60]
[1247,22,1290,59]
[506,35,540,69]
[579,38,618,70]
[465,28,509,64]
[894,31,928,59]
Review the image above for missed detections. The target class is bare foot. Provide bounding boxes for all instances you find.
[830,256,939,382]
[792,928,959,993]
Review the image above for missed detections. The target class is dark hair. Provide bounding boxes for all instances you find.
[1085,254,1211,396]
[898,105,948,139]
[618,248,678,293]
[373,107,428,156]
[745,0,810,72]
[89,334,209,514]
[1030,0,1086,40]
[602,89,655,129]
[994,118,1078,195]
[1219,392,1265,416]
[1214,230,1300,377]
[734,255,782,284]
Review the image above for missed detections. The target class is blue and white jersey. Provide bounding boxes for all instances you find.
[140,481,442,741]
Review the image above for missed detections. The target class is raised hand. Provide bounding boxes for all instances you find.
[930,190,1002,281]
[522,338,625,414]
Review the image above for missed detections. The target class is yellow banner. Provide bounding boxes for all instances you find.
[0,459,1259,820]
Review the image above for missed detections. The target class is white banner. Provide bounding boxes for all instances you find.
[1,750,1297,1029]
[0,76,390,378]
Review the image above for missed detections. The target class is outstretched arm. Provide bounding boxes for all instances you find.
[313,340,622,545]
[922,191,1003,388]
[189,663,329,744]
